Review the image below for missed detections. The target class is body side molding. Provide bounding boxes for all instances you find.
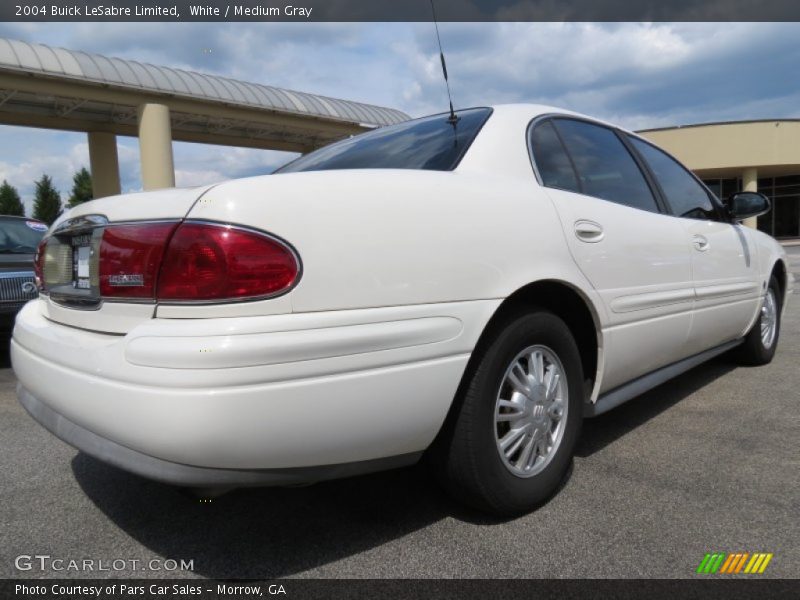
[586,338,743,417]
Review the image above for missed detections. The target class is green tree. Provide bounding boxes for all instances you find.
[0,180,25,216]
[67,167,93,208]
[32,174,62,225]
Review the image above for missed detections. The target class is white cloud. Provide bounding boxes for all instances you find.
[172,143,294,188]
[397,22,800,127]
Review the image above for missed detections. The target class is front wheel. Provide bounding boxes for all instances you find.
[431,310,584,516]
[736,275,782,366]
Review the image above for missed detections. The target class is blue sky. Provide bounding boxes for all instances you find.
[1,22,799,214]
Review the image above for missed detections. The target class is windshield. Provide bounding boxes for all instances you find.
[275,107,492,174]
[0,219,47,253]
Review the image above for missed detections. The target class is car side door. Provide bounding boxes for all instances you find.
[627,136,761,355]
[529,117,694,394]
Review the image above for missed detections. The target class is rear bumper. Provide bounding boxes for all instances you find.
[12,298,496,478]
[17,385,421,487]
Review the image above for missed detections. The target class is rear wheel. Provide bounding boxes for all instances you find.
[431,310,584,516]
[736,275,781,366]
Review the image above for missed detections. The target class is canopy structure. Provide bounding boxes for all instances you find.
[0,37,410,196]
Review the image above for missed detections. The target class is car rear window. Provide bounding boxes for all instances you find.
[275,107,492,173]
[0,219,46,254]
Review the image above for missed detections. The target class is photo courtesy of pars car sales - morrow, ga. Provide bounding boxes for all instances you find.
[0,1,798,599]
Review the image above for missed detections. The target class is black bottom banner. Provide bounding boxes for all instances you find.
[3,579,799,600]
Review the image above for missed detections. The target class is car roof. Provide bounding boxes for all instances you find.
[451,104,637,181]
[487,103,628,133]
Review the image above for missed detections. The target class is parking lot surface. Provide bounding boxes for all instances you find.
[2,247,798,579]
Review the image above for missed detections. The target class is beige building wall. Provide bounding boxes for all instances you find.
[640,120,800,179]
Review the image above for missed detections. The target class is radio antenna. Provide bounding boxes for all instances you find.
[430,0,459,124]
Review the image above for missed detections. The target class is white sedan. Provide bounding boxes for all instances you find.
[12,105,791,515]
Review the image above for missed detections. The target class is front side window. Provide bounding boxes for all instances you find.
[552,119,659,213]
[275,108,492,173]
[629,137,718,220]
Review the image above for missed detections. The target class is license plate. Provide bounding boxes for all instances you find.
[72,234,92,290]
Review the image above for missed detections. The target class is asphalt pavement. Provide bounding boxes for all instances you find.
[2,247,798,579]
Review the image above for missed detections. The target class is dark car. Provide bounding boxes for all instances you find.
[0,216,46,333]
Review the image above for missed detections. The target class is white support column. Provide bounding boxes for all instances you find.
[742,167,758,229]
[137,103,175,190]
[87,132,121,198]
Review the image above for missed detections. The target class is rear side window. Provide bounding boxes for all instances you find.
[530,121,580,193]
[628,137,718,220]
[275,108,492,173]
[552,119,659,213]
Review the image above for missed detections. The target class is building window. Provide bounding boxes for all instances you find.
[772,175,800,238]
[702,178,741,204]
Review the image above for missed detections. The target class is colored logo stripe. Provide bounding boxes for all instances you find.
[697,553,726,573]
[744,553,773,574]
[697,552,773,574]
[719,554,736,573]
[719,553,747,574]
[734,553,749,573]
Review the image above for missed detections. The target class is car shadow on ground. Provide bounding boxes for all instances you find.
[72,454,511,579]
[71,356,734,579]
[0,338,11,368]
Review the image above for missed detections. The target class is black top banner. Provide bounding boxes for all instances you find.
[3,0,800,22]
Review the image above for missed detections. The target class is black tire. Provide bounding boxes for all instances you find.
[735,275,782,366]
[430,310,584,516]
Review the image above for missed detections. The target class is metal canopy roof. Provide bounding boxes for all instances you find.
[0,37,410,152]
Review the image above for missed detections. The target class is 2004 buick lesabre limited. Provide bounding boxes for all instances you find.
[12,105,792,515]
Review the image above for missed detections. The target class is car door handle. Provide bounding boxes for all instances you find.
[574,220,604,243]
[693,235,710,252]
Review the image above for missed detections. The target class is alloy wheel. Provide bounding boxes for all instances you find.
[494,345,568,478]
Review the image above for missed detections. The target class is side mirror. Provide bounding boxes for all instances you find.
[726,191,771,221]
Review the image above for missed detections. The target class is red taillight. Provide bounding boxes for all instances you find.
[156,222,299,301]
[99,222,177,298]
[96,221,298,302]
[34,238,46,290]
